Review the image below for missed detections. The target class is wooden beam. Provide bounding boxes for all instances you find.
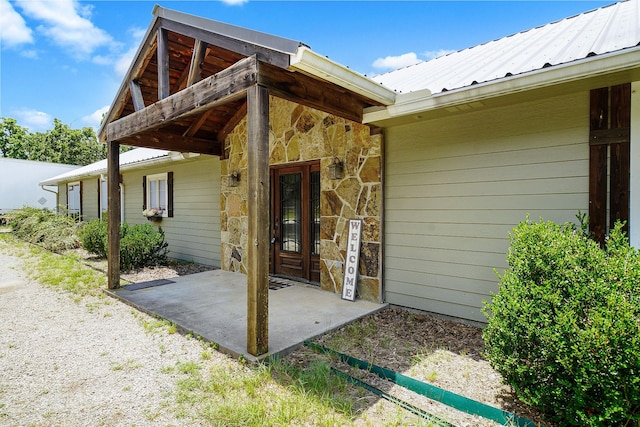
[159,18,291,70]
[98,35,158,142]
[157,28,170,100]
[120,131,221,155]
[187,39,208,87]
[246,84,270,357]
[129,79,145,111]
[218,101,247,146]
[183,110,213,137]
[106,55,258,143]
[107,140,121,290]
[258,63,365,123]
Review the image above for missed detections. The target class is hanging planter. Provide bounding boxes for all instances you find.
[143,208,164,222]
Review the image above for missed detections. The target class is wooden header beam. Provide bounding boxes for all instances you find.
[106,55,258,143]
[120,131,221,155]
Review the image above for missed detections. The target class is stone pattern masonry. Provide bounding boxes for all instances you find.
[220,96,382,302]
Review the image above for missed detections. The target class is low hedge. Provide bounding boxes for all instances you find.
[79,219,168,271]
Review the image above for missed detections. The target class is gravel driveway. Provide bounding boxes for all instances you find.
[0,251,221,426]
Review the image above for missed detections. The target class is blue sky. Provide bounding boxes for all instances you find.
[1,0,612,133]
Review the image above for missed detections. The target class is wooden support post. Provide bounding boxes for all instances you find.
[107,140,121,289]
[157,28,170,100]
[246,84,270,356]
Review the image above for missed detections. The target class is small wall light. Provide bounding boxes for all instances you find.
[229,170,240,187]
[328,158,344,180]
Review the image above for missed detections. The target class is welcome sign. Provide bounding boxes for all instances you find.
[341,219,362,301]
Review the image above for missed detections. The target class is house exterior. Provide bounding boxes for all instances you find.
[42,0,639,354]
[1,158,77,214]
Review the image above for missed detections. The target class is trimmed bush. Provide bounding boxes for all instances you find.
[483,217,640,426]
[10,207,80,252]
[119,222,168,271]
[80,219,168,271]
[78,218,108,257]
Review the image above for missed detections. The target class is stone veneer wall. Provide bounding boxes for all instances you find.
[220,96,382,302]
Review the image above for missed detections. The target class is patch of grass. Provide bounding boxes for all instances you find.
[1,234,106,301]
[110,359,142,372]
[322,316,378,352]
[170,356,359,426]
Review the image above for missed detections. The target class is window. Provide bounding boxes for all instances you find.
[100,179,108,217]
[67,181,81,217]
[98,178,124,221]
[143,172,173,218]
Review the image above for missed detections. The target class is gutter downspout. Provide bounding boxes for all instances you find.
[40,185,59,212]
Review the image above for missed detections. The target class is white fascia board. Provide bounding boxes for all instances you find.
[364,46,640,124]
[38,154,186,186]
[290,46,397,106]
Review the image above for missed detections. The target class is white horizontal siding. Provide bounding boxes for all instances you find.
[384,91,590,323]
[123,156,221,267]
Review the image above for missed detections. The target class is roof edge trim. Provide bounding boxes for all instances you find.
[289,46,397,106]
[38,153,185,186]
[363,46,640,124]
[153,6,302,55]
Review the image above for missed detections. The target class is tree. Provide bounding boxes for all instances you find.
[0,118,29,159]
[0,117,108,165]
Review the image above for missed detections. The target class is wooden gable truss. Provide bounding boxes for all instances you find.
[99,8,384,356]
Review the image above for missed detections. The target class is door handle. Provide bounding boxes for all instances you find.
[271,217,279,244]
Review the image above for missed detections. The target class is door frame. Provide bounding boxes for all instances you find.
[270,160,320,283]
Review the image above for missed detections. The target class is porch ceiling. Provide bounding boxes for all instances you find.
[99,7,385,156]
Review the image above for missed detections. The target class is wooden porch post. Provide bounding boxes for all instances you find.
[246,84,270,356]
[107,140,121,290]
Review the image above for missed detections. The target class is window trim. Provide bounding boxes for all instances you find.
[98,177,124,222]
[143,172,173,218]
[67,181,82,217]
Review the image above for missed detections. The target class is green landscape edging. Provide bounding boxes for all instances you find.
[305,341,543,427]
[330,366,454,426]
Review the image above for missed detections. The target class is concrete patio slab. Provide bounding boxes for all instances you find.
[107,269,386,362]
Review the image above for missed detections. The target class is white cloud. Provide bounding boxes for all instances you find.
[0,0,33,48]
[15,0,113,58]
[13,108,52,132]
[20,49,38,59]
[114,44,138,76]
[423,49,455,60]
[220,0,248,5]
[372,52,421,71]
[82,105,110,129]
[114,27,146,76]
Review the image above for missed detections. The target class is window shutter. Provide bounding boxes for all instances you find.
[142,176,147,210]
[97,178,101,215]
[79,181,83,218]
[589,83,631,245]
[167,171,174,217]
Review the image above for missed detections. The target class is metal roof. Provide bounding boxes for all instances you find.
[372,0,639,94]
[39,148,170,186]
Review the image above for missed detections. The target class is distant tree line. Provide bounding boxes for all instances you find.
[0,117,132,166]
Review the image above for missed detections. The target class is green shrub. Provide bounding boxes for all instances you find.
[119,222,169,271]
[80,219,168,271]
[78,218,108,257]
[10,206,80,252]
[483,217,640,426]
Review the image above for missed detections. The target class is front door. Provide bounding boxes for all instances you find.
[271,163,320,283]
